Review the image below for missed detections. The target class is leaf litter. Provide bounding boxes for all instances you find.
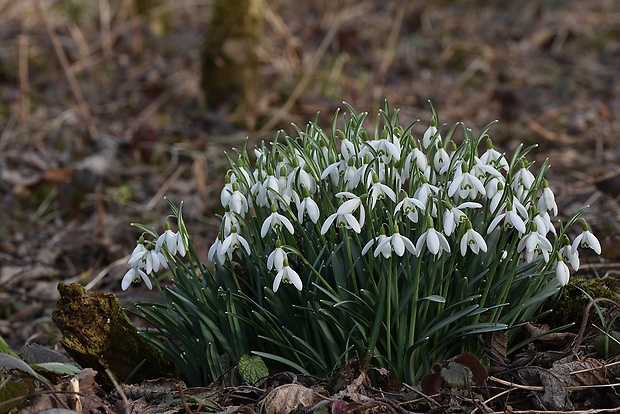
[1,0,620,412]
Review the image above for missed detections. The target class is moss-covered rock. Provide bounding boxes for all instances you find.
[52,283,178,390]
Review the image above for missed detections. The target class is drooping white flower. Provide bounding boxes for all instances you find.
[402,145,428,179]
[156,228,187,257]
[127,242,148,268]
[559,235,580,271]
[433,143,450,173]
[512,162,536,201]
[296,194,320,224]
[517,224,553,263]
[367,173,396,209]
[208,237,225,264]
[128,240,167,274]
[254,174,280,208]
[394,196,426,223]
[267,246,287,272]
[121,265,151,290]
[422,125,440,149]
[487,200,527,235]
[416,220,451,256]
[273,260,303,292]
[460,224,488,256]
[448,165,486,200]
[320,193,365,234]
[261,204,295,237]
[362,232,389,256]
[219,229,251,261]
[537,180,558,217]
[443,201,482,236]
[555,259,571,287]
[479,138,509,171]
[221,210,241,237]
[571,221,601,255]
[373,230,417,258]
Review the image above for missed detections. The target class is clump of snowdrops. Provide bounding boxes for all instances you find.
[123,102,601,386]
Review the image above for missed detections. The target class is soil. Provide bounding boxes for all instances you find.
[1,0,620,412]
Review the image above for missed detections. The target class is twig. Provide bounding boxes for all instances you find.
[106,369,131,414]
[178,383,194,414]
[35,0,99,144]
[572,298,620,354]
[258,2,372,134]
[85,254,131,291]
[145,165,187,211]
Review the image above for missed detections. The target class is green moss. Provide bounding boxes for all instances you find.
[550,277,620,328]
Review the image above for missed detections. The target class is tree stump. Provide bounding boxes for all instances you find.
[52,283,178,390]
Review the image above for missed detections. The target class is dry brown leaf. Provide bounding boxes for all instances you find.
[259,383,316,414]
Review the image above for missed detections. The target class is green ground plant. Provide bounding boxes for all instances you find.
[122,102,601,386]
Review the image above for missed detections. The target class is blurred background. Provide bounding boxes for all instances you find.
[0,0,619,349]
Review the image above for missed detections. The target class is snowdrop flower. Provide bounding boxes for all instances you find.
[208,237,225,264]
[487,200,527,235]
[368,172,396,209]
[571,220,601,255]
[362,136,401,165]
[373,228,417,258]
[479,138,509,171]
[413,179,438,209]
[288,166,317,195]
[433,142,450,173]
[530,211,555,236]
[555,258,571,287]
[341,139,356,161]
[127,241,148,268]
[121,265,151,290]
[362,230,388,256]
[156,227,186,257]
[267,244,287,272]
[273,260,302,292]
[443,201,482,236]
[320,156,344,186]
[402,144,428,178]
[221,182,249,216]
[320,193,365,234]
[296,189,320,224]
[254,174,280,208]
[512,161,535,201]
[261,204,295,237]
[219,229,251,261]
[422,125,440,149]
[416,217,451,256]
[558,235,579,271]
[485,177,505,203]
[394,196,426,223]
[343,158,364,191]
[448,165,486,200]
[460,221,487,256]
[537,180,558,216]
[221,210,241,237]
[128,240,167,274]
[517,223,553,263]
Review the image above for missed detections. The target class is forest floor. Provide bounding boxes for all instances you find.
[1,0,620,412]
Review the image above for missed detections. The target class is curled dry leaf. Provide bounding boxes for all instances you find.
[259,383,316,414]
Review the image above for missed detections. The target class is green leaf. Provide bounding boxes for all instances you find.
[32,362,80,375]
[0,336,17,358]
[423,295,446,303]
[251,351,309,374]
[0,381,28,414]
[0,353,48,383]
[237,354,269,386]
